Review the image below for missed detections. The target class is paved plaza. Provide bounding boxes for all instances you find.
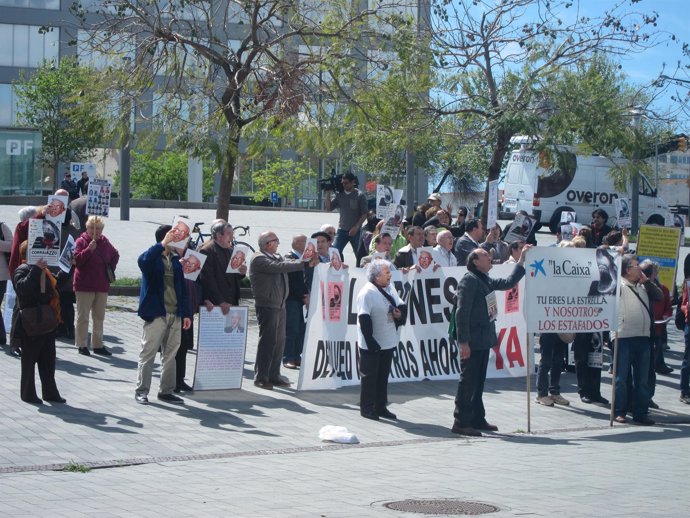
[0,205,689,516]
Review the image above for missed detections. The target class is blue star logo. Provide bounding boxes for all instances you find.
[530,259,546,277]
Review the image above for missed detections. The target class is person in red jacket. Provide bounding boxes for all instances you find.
[73,216,119,356]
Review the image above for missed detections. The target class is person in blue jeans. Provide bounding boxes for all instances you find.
[536,333,571,406]
[324,172,368,260]
[614,255,662,425]
[283,234,309,369]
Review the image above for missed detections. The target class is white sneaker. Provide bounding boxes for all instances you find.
[536,395,554,406]
[550,394,570,406]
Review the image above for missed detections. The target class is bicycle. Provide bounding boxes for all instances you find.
[189,222,255,253]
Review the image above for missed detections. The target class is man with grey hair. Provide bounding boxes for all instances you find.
[250,231,318,388]
[433,229,457,267]
[319,224,337,241]
[198,220,246,314]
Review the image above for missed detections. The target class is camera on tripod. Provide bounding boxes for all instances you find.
[318,171,358,193]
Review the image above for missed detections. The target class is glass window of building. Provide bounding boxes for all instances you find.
[0,24,59,67]
[0,0,59,9]
[0,84,20,126]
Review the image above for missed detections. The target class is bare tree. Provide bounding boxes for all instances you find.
[72,0,414,219]
[428,0,666,222]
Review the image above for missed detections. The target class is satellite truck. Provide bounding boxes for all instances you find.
[500,136,673,233]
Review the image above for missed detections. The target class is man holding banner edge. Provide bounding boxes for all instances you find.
[451,245,531,437]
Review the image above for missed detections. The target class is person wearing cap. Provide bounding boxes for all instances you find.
[324,172,368,258]
[427,193,442,208]
[60,173,79,201]
[304,231,334,297]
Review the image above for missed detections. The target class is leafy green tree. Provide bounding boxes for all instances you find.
[428,0,666,222]
[73,0,404,220]
[115,146,215,201]
[13,57,108,188]
[250,158,311,205]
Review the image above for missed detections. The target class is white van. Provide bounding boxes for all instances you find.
[500,143,671,233]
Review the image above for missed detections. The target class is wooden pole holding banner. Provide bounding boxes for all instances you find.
[609,335,619,427]
[526,332,532,433]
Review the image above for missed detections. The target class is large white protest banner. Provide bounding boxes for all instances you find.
[524,247,620,333]
[297,264,529,390]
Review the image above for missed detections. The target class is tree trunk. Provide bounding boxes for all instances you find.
[216,116,240,221]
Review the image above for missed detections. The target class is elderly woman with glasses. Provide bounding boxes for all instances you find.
[74,215,119,356]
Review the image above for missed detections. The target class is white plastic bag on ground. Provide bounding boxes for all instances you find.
[319,425,359,444]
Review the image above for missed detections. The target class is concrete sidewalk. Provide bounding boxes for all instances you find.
[1,293,689,516]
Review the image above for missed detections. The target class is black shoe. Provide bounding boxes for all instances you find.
[580,396,593,404]
[270,376,292,387]
[377,409,397,420]
[655,366,674,375]
[78,347,90,356]
[23,397,43,405]
[474,421,498,432]
[680,394,690,405]
[632,417,655,426]
[10,347,21,358]
[174,382,194,393]
[44,396,66,403]
[648,400,659,410]
[135,394,149,405]
[451,425,481,437]
[592,396,610,406]
[157,393,184,404]
[361,411,379,421]
[254,380,274,390]
[93,347,112,356]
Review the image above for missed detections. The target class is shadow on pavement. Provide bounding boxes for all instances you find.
[38,404,143,433]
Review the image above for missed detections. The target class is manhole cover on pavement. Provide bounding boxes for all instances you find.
[383,498,499,515]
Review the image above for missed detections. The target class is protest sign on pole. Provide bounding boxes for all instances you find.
[636,224,682,292]
[487,180,498,229]
[194,306,248,390]
[28,219,60,266]
[524,247,620,333]
[297,264,530,390]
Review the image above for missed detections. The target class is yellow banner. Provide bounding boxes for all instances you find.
[636,225,682,290]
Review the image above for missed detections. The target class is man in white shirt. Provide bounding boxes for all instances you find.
[433,229,457,267]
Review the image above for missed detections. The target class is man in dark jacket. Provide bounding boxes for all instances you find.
[283,234,309,369]
[451,245,530,436]
[134,225,192,405]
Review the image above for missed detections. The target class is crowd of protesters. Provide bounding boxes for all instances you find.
[1,185,689,437]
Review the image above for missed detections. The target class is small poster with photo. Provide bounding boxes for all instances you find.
[561,224,574,241]
[485,291,498,322]
[226,245,249,273]
[58,234,76,273]
[416,246,434,271]
[615,198,631,229]
[376,184,395,219]
[302,238,317,262]
[180,249,206,281]
[45,195,68,224]
[329,247,343,271]
[504,213,535,243]
[28,219,60,266]
[86,178,112,217]
[560,211,577,224]
[381,203,405,240]
[170,216,192,249]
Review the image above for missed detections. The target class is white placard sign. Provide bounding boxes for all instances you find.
[194,306,248,390]
[615,198,631,229]
[180,249,206,281]
[487,180,498,229]
[58,234,76,273]
[504,213,535,243]
[297,264,530,390]
[381,203,405,240]
[226,245,249,273]
[28,218,60,266]
[170,216,192,249]
[524,247,620,333]
[86,178,112,217]
[45,195,69,225]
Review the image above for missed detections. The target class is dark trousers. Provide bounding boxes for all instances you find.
[537,335,566,397]
[57,291,75,336]
[176,321,194,386]
[573,339,603,399]
[0,280,6,344]
[20,332,61,402]
[283,299,305,362]
[681,325,690,397]
[653,331,668,369]
[359,347,394,414]
[614,336,651,420]
[255,306,286,383]
[453,348,490,428]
